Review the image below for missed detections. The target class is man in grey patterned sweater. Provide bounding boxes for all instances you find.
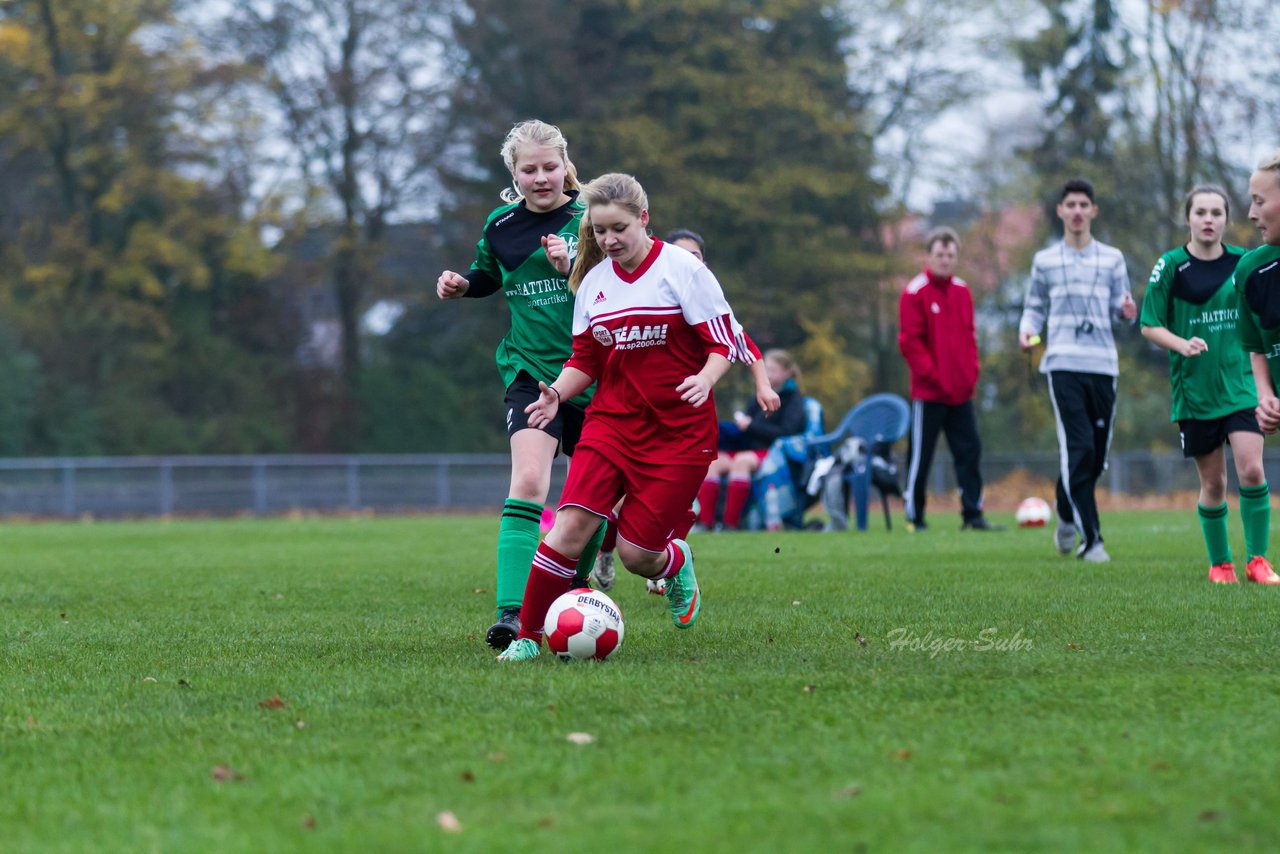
[1019,178,1138,563]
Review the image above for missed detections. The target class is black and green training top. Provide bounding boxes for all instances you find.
[1140,244,1254,421]
[1235,243,1280,392]
[463,191,592,405]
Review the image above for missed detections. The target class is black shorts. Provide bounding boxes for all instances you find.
[1178,408,1261,459]
[504,371,587,456]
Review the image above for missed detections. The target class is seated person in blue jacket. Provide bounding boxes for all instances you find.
[696,349,808,530]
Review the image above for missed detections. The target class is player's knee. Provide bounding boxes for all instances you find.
[1238,461,1266,488]
[616,541,661,576]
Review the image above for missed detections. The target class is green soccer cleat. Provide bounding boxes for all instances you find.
[665,539,701,629]
[496,637,540,662]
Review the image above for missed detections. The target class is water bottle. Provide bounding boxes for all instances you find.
[764,484,783,531]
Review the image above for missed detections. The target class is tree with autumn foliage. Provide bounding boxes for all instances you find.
[0,0,294,454]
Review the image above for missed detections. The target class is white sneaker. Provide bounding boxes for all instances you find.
[1055,520,1077,555]
[1079,542,1110,563]
[591,551,616,592]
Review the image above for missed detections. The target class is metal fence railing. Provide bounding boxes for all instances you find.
[0,450,1270,519]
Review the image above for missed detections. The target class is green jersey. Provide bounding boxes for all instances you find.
[463,192,592,406]
[1235,243,1280,392]
[1141,245,1254,421]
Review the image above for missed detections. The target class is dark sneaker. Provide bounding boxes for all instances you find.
[485,609,521,651]
[906,519,928,532]
[961,517,1005,531]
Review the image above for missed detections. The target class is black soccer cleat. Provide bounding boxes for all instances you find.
[961,517,1006,532]
[485,609,521,650]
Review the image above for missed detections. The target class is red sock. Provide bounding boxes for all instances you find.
[673,507,697,540]
[516,542,578,644]
[722,476,753,529]
[654,540,687,580]
[601,514,618,553]
[697,478,720,527]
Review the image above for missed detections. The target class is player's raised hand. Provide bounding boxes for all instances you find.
[436,270,470,300]
[542,234,571,275]
[524,381,562,429]
[676,374,713,408]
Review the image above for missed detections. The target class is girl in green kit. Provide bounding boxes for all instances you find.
[436,120,607,648]
[1141,185,1277,584]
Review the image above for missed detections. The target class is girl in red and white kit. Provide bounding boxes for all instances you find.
[497,172,752,662]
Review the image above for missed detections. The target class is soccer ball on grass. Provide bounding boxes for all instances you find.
[1015,496,1052,527]
[544,588,625,661]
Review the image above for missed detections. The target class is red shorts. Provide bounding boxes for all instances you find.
[560,444,706,552]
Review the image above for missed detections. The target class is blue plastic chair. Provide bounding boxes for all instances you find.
[807,393,910,531]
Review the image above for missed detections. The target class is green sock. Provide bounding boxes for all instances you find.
[1239,482,1270,561]
[1197,502,1230,566]
[575,519,607,587]
[496,498,542,616]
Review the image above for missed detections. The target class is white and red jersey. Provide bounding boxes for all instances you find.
[568,240,751,464]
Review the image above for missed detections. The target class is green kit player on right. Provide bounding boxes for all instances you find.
[1142,184,1277,584]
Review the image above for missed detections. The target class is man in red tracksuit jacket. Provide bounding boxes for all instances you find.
[897,227,1001,531]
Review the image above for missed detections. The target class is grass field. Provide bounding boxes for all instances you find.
[3,511,1279,852]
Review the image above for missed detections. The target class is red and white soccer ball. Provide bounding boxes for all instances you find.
[1015,496,1052,527]
[544,588,625,661]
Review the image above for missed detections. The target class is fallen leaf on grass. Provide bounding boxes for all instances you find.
[436,811,462,833]
[472,588,488,595]
[1066,643,1081,650]
[855,633,868,647]
[792,600,802,606]
[26,715,37,728]
[803,684,817,694]
[837,785,861,799]
[460,771,475,782]
[60,613,68,622]
[259,695,287,709]
[302,815,316,830]
[889,749,912,761]
[143,676,157,683]
[538,816,556,828]
[1150,761,1169,771]
[565,732,595,745]
[487,753,506,762]
[1199,810,1220,822]
[295,720,306,729]
[178,679,191,688]
[212,764,245,783]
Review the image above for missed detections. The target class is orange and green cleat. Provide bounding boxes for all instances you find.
[665,539,701,629]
